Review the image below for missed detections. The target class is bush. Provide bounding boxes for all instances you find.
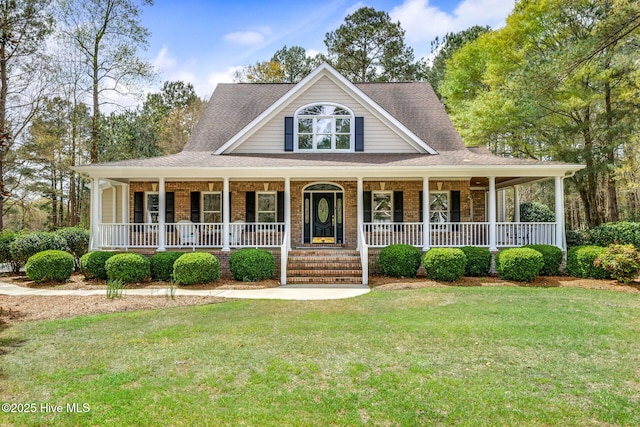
[80,251,116,280]
[565,229,587,250]
[565,245,610,279]
[150,252,184,281]
[25,250,75,283]
[173,252,219,285]
[496,248,544,282]
[524,244,563,276]
[0,230,19,273]
[459,246,491,277]
[229,249,274,282]
[588,222,640,248]
[56,227,90,270]
[520,202,555,222]
[378,244,422,278]
[595,244,640,283]
[422,248,467,282]
[105,253,150,283]
[9,232,68,269]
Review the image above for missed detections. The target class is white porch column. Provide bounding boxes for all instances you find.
[489,176,497,252]
[284,177,291,250]
[157,178,166,252]
[357,177,363,249]
[554,176,565,250]
[121,184,129,223]
[514,185,520,222]
[222,177,230,252]
[90,178,102,251]
[423,177,430,251]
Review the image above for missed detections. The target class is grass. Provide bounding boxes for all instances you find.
[1,286,639,426]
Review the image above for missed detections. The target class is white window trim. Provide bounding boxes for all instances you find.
[145,191,159,223]
[294,102,355,153]
[256,191,277,223]
[430,191,450,223]
[372,190,393,224]
[202,191,222,224]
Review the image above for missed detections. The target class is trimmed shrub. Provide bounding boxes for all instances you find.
[565,245,610,279]
[460,246,491,277]
[9,232,68,269]
[150,252,184,281]
[378,244,422,278]
[565,229,587,250]
[588,222,640,248]
[0,230,19,273]
[229,248,274,282]
[173,252,220,285]
[496,248,544,282]
[520,202,555,222]
[80,251,116,280]
[524,244,563,276]
[25,250,74,283]
[422,248,467,282]
[105,253,150,283]
[595,244,640,283]
[56,227,90,270]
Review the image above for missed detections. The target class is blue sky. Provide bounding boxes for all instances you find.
[140,0,516,98]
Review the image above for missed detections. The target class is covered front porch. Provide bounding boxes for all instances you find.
[90,174,568,254]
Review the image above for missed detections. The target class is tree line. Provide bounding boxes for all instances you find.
[235,2,640,229]
[2,1,638,232]
[1,0,205,231]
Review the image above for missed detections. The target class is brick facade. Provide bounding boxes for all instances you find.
[129,178,477,250]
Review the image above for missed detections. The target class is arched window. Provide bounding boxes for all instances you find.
[295,103,354,152]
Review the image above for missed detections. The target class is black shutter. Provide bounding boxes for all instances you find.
[134,192,144,223]
[284,117,294,152]
[355,116,364,152]
[277,191,285,222]
[190,192,200,223]
[393,191,403,223]
[419,191,423,220]
[363,191,372,222]
[451,191,461,222]
[165,192,175,224]
[245,191,256,222]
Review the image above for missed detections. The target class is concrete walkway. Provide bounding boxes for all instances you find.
[0,282,370,301]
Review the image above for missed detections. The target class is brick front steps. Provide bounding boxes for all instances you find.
[287,249,362,285]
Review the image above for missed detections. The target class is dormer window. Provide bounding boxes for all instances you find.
[295,103,354,152]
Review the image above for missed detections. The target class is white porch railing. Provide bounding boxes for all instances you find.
[358,224,369,286]
[430,222,490,247]
[363,222,557,248]
[98,222,286,249]
[496,222,556,247]
[363,222,423,247]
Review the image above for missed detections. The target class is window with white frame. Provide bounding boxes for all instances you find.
[296,104,353,152]
[373,191,393,223]
[202,192,222,223]
[146,192,159,223]
[257,192,277,223]
[430,192,449,223]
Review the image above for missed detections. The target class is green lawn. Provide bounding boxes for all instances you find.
[1,286,639,426]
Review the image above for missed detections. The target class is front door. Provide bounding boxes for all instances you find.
[312,193,334,243]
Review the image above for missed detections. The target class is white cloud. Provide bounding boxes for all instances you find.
[152,46,176,70]
[224,27,272,45]
[390,0,516,51]
[207,66,244,92]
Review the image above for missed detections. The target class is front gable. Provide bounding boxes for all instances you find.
[215,64,437,155]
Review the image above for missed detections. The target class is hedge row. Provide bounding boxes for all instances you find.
[378,244,583,283]
[0,228,89,273]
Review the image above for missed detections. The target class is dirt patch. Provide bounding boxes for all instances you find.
[1,273,638,325]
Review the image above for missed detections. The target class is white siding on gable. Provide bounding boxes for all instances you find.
[232,76,420,154]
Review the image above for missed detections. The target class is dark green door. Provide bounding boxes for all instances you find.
[313,193,334,239]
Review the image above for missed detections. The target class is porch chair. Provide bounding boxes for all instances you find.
[176,220,199,247]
